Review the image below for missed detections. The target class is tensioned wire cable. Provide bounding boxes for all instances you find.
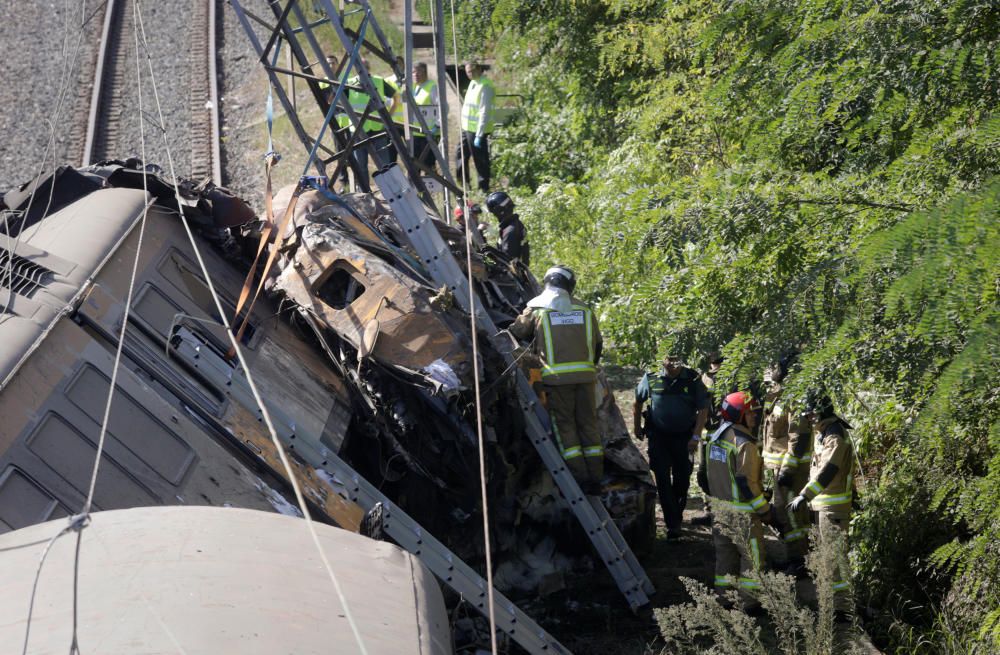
[131,2,369,653]
[20,1,160,652]
[68,2,157,651]
[448,1,498,652]
[1,0,99,321]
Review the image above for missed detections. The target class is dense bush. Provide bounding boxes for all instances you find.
[477,0,1000,651]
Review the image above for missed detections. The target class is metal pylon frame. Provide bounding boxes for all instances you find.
[229,0,459,210]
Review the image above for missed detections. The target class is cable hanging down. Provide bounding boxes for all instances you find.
[132,2,370,653]
[448,0,499,651]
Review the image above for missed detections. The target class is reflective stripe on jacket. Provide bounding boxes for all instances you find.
[536,304,598,385]
[803,417,855,509]
[762,392,790,470]
[412,79,439,135]
[705,425,770,516]
[461,77,495,134]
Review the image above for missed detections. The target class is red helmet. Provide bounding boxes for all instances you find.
[720,391,757,423]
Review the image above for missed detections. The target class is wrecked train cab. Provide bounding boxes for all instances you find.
[0,162,654,608]
[0,162,361,533]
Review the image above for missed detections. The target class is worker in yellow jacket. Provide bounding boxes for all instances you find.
[456,61,495,193]
[788,392,856,623]
[761,357,812,574]
[698,391,776,610]
[510,266,604,493]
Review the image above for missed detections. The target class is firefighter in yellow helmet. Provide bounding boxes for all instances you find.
[788,391,856,623]
[761,356,812,575]
[698,391,777,609]
[510,266,604,493]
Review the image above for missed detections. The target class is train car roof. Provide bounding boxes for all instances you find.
[0,506,452,654]
[1,187,150,387]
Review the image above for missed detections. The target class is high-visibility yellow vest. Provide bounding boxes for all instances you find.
[413,79,439,136]
[460,76,495,134]
[345,75,389,132]
[386,74,407,126]
[534,304,597,385]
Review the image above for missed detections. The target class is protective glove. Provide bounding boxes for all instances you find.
[474,136,483,148]
[787,495,808,513]
[776,469,795,489]
[761,506,779,527]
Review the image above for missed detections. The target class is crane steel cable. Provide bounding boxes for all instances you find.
[67,3,157,651]
[1,0,95,321]
[448,1,498,652]
[131,3,369,653]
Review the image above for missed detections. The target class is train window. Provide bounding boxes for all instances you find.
[315,262,366,310]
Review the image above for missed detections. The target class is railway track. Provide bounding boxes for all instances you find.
[80,0,221,186]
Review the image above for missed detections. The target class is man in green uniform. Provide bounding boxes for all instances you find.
[634,353,708,539]
[698,391,776,609]
[788,392,856,623]
[510,266,604,493]
[342,59,398,190]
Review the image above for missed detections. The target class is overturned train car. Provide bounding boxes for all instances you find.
[0,160,654,599]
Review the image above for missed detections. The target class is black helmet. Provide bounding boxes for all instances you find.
[485,191,514,216]
[803,389,835,419]
[542,265,576,293]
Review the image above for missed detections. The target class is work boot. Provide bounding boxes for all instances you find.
[666,529,682,541]
[783,557,808,579]
[689,511,713,526]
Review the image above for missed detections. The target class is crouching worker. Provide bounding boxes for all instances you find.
[698,391,776,610]
[510,266,604,494]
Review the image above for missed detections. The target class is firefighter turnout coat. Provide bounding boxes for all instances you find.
[699,421,771,593]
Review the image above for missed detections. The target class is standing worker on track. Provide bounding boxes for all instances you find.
[343,59,398,190]
[634,352,708,540]
[456,61,495,193]
[510,266,604,494]
[410,62,440,171]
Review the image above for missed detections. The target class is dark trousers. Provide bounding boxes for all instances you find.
[412,134,438,171]
[648,434,693,531]
[455,130,490,193]
[351,131,392,190]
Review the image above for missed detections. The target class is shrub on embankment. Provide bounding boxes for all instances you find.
[477,0,1000,651]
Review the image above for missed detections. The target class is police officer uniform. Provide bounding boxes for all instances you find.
[635,365,707,534]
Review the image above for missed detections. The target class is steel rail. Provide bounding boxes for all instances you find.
[81,0,117,166]
[81,0,222,187]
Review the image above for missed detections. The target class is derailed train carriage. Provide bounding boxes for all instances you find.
[0,159,654,606]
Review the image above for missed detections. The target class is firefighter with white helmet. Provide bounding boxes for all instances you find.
[510,266,604,493]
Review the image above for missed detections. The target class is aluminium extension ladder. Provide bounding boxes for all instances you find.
[170,325,572,654]
[374,165,655,611]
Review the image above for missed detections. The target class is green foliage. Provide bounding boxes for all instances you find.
[484,0,1000,650]
[656,509,861,654]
